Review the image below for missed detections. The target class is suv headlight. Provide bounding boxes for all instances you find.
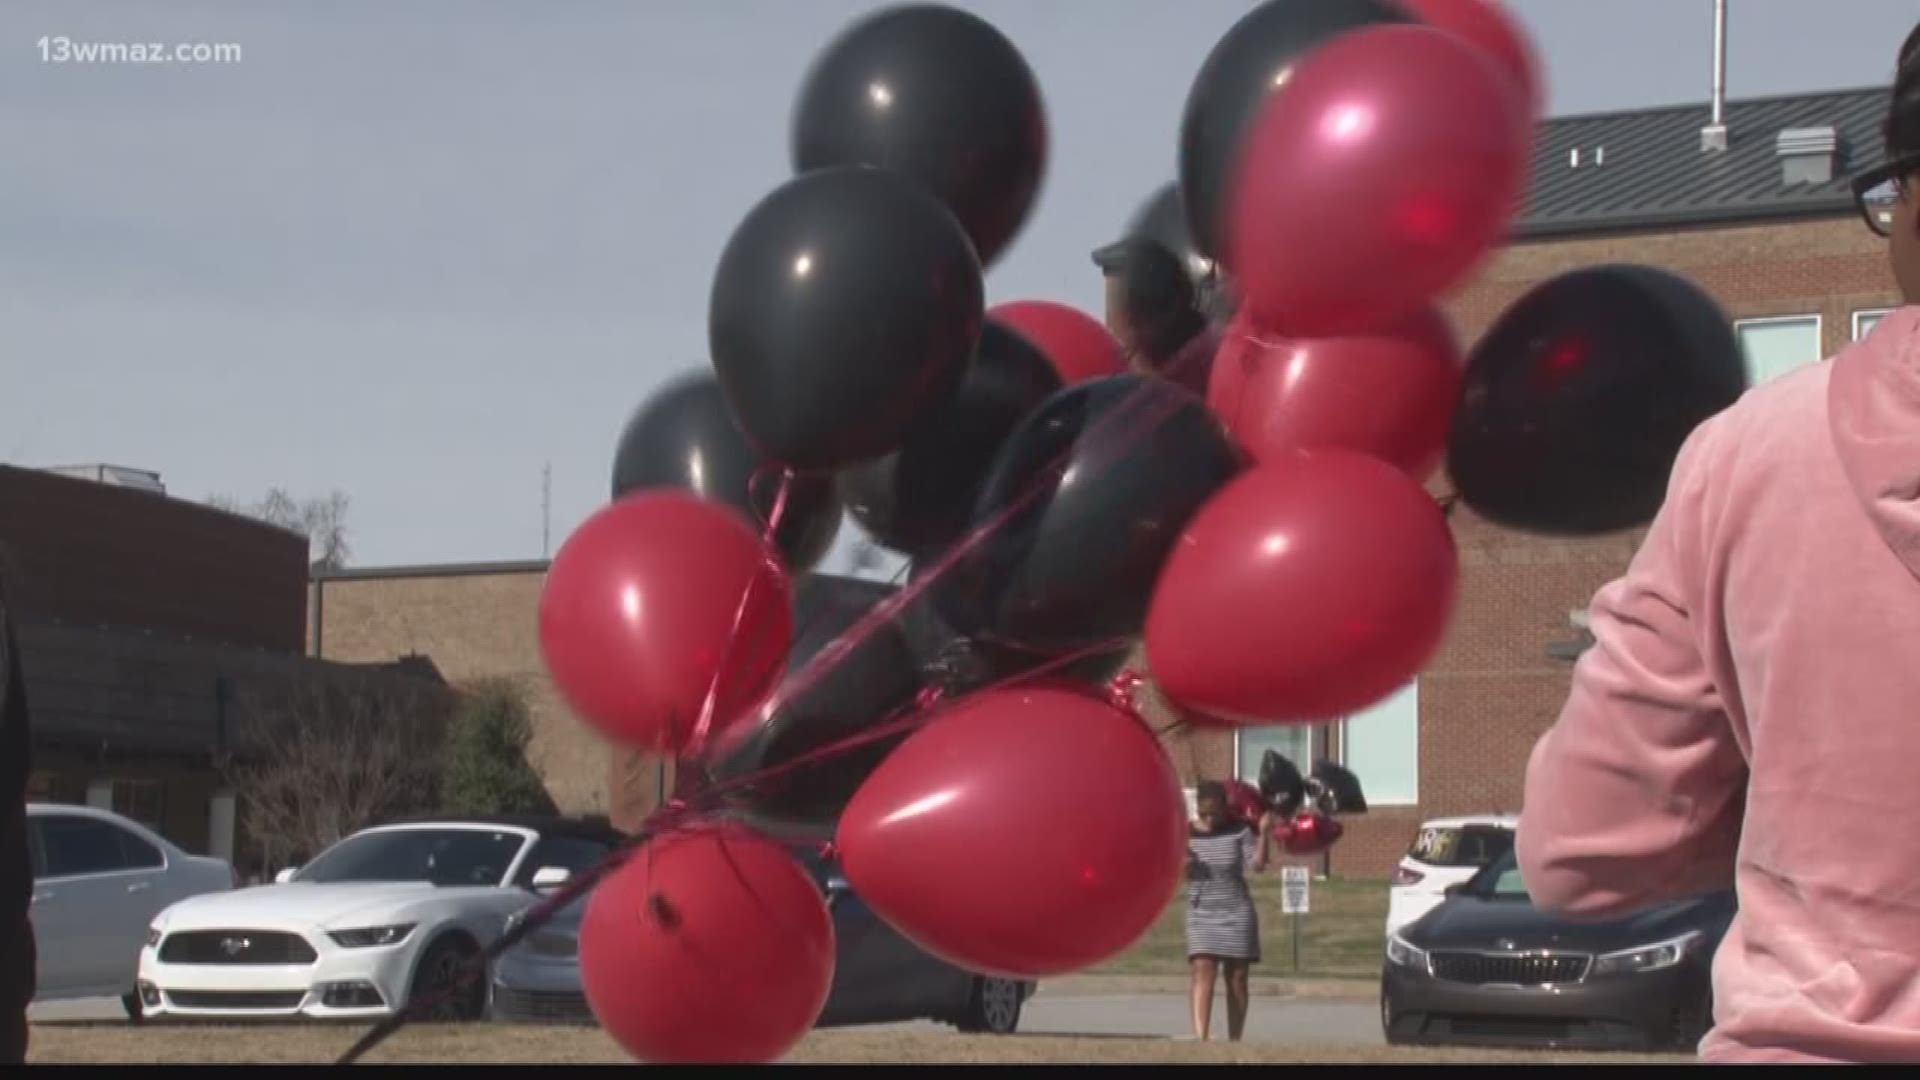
[328,923,417,948]
[1591,931,1701,977]
[1386,933,1430,973]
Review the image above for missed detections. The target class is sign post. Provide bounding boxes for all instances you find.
[1281,865,1311,973]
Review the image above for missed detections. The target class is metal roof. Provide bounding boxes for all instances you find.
[1516,86,1888,239]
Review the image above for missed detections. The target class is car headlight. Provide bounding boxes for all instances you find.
[328,923,417,948]
[1591,931,1702,977]
[1386,933,1430,973]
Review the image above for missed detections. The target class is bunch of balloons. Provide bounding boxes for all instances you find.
[528,0,1750,1066]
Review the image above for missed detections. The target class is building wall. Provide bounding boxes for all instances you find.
[0,465,308,652]
[309,567,611,815]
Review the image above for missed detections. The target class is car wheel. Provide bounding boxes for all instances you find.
[122,991,145,1026]
[409,937,487,1023]
[1381,992,1408,1046]
[955,977,1024,1035]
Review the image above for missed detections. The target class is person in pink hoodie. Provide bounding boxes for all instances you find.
[1517,28,1920,1064]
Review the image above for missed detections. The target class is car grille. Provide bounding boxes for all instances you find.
[165,990,307,1011]
[494,988,594,1024]
[159,930,318,965]
[1430,951,1590,985]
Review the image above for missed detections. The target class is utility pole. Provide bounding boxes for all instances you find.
[541,462,552,559]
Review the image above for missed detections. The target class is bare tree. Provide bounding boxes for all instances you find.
[208,488,352,570]
[221,672,449,871]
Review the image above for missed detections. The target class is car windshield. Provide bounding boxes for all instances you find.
[1408,824,1514,869]
[295,828,528,887]
[1465,849,1530,900]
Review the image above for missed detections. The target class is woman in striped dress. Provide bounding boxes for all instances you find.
[1186,781,1271,1041]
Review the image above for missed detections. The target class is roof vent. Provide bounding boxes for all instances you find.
[1777,126,1840,185]
[40,463,166,496]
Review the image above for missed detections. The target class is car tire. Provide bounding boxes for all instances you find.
[1381,992,1408,1046]
[954,977,1024,1035]
[409,937,487,1023]
[122,991,145,1026]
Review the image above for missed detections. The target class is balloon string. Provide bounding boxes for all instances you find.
[686,467,795,757]
[741,348,1217,735]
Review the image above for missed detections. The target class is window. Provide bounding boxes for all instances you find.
[1407,825,1513,869]
[121,830,165,870]
[1735,316,1822,386]
[36,815,133,877]
[1234,724,1311,787]
[1342,680,1420,806]
[514,834,616,887]
[1854,309,1893,341]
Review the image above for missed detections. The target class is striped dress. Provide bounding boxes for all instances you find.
[1186,822,1261,962]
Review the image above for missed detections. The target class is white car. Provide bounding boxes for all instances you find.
[138,816,623,1022]
[1385,815,1518,938]
[28,803,234,1017]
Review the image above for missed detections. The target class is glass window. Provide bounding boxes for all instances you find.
[36,815,132,877]
[514,834,615,887]
[296,828,528,887]
[1343,680,1419,806]
[1854,309,1892,341]
[1407,825,1513,869]
[120,830,165,870]
[1735,316,1822,385]
[1235,725,1311,787]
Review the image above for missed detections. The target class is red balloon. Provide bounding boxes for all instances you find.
[1226,25,1527,337]
[1282,813,1345,856]
[1206,306,1461,480]
[837,686,1185,978]
[989,300,1127,384]
[1146,449,1457,724]
[538,491,793,754]
[580,825,834,1063]
[1394,0,1542,117]
[1224,779,1268,825]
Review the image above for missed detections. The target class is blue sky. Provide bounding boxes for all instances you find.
[3,0,1916,572]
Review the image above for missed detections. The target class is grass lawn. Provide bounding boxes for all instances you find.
[26,1024,1688,1066]
[1095,876,1387,981]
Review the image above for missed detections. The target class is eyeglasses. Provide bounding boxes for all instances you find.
[1851,152,1920,237]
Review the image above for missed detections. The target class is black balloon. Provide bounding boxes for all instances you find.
[901,555,1132,693]
[837,320,1062,555]
[705,574,925,837]
[933,375,1244,654]
[792,4,1046,268]
[710,166,984,471]
[1258,750,1307,819]
[1310,760,1369,815]
[611,372,842,571]
[1178,0,1409,260]
[1447,265,1748,536]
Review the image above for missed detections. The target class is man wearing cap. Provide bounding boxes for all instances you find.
[1091,237,1220,397]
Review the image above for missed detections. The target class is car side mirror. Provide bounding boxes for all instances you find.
[274,867,299,884]
[531,866,572,892]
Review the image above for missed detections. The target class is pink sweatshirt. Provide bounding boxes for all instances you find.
[1518,306,1920,1063]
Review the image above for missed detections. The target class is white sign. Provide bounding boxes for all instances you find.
[1281,866,1311,915]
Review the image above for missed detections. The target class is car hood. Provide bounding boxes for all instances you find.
[1403,892,1734,953]
[157,882,505,931]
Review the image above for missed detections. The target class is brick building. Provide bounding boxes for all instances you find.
[3,464,447,868]
[312,85,1902,876]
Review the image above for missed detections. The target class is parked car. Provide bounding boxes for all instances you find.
[1381,848,1733,1051]
[491,846,1034,1034]
[1386,815,1517,937]
[138,815,623,1021]
[27,803,235,1019]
